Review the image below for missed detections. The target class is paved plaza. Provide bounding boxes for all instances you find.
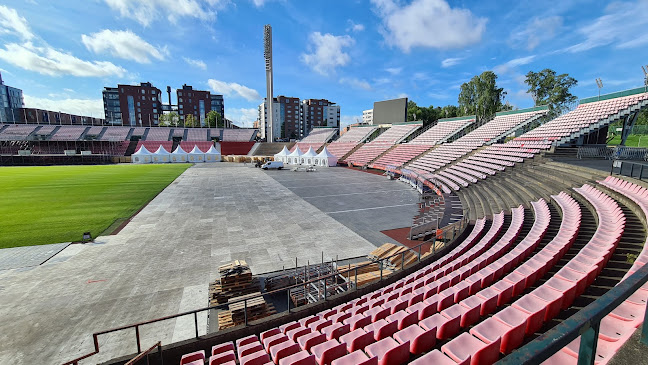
[0,164,382,364]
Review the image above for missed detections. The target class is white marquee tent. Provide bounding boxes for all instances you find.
[171,146,188,163]
[152,145,170,163]
[314,146,337,167]
[131,146,152,164]
[204,145,221,162]
[274,146,290,163]
[188,145,205,163]
[287,147,303,165]
[301,147,318,165]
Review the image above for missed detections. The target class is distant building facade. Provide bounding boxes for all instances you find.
[21,108,104,125]
[102,82,162,126]
[177,84,211,125]
[363,109,373,125]
[259,96,340,141]
[0,72,24,123]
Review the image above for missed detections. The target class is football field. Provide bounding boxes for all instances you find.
[0,164,190,249]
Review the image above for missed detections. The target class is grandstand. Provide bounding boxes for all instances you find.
[345,123,422,166]
[290,127,338,153]
[325,125,377,161]
[49,126,88,141]
[454,107,548,146]
[409,117,474,145]
[222,128,257,142]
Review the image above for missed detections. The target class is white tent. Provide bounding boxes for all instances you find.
[301,147,318,165]
[287,146,303,165]
[131,146,152,164]
[204,145,221,162]
[170,146,188,163]
[188,145,205,163]
[152,145,170,163]
[274,146,290,163]
[314,146,338,167]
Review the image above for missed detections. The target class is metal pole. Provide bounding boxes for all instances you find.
[380,260,383,281]
[194,312,199,339]
[287,288,291,313]
[244,299,248,326]
[355,267,358,290]
[324,279,327,301]
[577,321,600,365]
[135,325,141,353]
[401,252,405,271]
[418,245,422,262]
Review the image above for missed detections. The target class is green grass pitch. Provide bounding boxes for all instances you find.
[0,164,191,249]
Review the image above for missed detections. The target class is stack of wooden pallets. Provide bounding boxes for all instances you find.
[209,260,260,306]
[217,292,276,330]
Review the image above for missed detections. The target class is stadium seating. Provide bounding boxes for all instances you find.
[0,124,38,140]
[145,127,172,141]
[454,109,547,146]
[135,141,173,153]
[180,141,214,153]
[369,144,433,170]
[49,126,87,141]
[100,127,131,141]
[409,119,474,145]
[405,144,476,175]
[291,128,338,153]
[345,124,422,166]
[222,129,257,142]
[186,128,208,141]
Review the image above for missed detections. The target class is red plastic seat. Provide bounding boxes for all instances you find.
[343,314,371,331]
[309,319,333,332]
[287,327,312,342]
[339,328,374,353]
[261,328,281,342]
[263,333,289,352]
[311,339,347,365]
[212,342,234,356]
[297,332,326,352]
[470,316,524,354]
[493,306,528,352]
[365,337,410,365]
[329,311,351,324]
[366,306,391,322]
[236,335,259,349]
[240,349,271,365]
[299,315,319,327]
[530,286,564,321]
[238,342,264,358]
[386,310,418,330]
[503,271,527,297]
[491,280,514,306]
[364,318,398,341]
[420,312,459,340]
[331,350,377,365]
[512,295,547,335]
[412,349,462,364]
[321,322,350,341]
[441,332,501,365]
[382,298,408,314]
[393,324,436,355]
[545,276,577,309]
[475,287,499,315]
[281,322,302,334]
[609,301,644,327]
[209,350,235,365]
[406,298,437,320]
[271,341,301,364]
[457,297,481,327]
[181,350,205,365]
[279,350,317,365]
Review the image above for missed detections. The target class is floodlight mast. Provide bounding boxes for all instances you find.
[643,65,648,91]
[264,25,274,143]
[596,78,603,100]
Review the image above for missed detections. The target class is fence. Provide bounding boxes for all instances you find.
[62,215,471,365]
[578,146,648,161]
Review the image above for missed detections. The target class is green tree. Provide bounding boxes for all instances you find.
[407,101,421,121]
[441,105,459,118]
[458,71,507,125]
[159,112,179,127]
[525,69,578,117]
[206,110,223,128]
[184,114,197,127]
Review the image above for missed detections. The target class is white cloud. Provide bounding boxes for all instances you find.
[493,55,536,74]
[301,32,354,75]
[103,0,228,26]
[339,77,372,91]
[566,1,648,53]
[227,107,258,128]
[346,20,365,32]
[441,57,464,68]
[510,16,563,51]
[251,0,266,6]
[0,42,126,77]
[207,79,261,101]
[183,57,207,70]
[0,5,33,40]
[371,0,487,52]
[82,29,167,64]
[385,67,402,75]
[23,94,105,117]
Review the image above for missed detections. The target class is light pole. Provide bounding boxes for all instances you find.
[264,24,274,143]
[596,78,603,101]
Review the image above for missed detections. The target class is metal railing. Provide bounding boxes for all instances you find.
[498,263,648,365]
[125,342,162,365]
[62,216,470,365]
[612,160,648,180]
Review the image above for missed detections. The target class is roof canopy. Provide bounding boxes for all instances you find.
[303,147,318,157]
[317,146,335,158]
[133,146,151,155]
[172,146,187,154]
[275,146,290,157]
[288,146,303,157]
[154,146,169,154]
[189,145,204,154]
[205,145,221,155]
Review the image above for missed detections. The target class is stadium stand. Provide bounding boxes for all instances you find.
[454,108,548,146]
[325,126,377,161]
[409,118,474,145]
[290,127,338,153]
[145,127,172,141]
[84,126,105,137]
[210,128,223,140]
[405,144,476,176]
[222,129,257,142]
[511,89,648,148]
[171,128,185,138]
[220,141,256,155]
[186,128,209,141]
[100,127,131,141]
[33,125,57,138]
[369,144,433,170]
[135,141,173,153]
[0,124,38,140]
[49,126,87,141]
[345,123,422,166]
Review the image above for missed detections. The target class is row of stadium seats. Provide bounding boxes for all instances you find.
[290,128,338,153]
[345,124,422,166]
[454,110,546,146]
[409,119,474,145]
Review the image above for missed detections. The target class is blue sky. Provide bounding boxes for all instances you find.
[0,0,647,127]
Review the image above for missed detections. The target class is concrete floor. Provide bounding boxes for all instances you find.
[264,167,421,247]
[0,164,379,365]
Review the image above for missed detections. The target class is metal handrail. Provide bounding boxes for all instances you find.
[62,216,470,365]
[498,263,648,365]
[125,341,162,365]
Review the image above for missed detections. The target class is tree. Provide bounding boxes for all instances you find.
[441,105,459,118]
[184,114,197,127]
[458,71,507,125]
[525,69,578,117]
[206,110,223,128]
[158,112,179,127]
[407,100,421,122]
